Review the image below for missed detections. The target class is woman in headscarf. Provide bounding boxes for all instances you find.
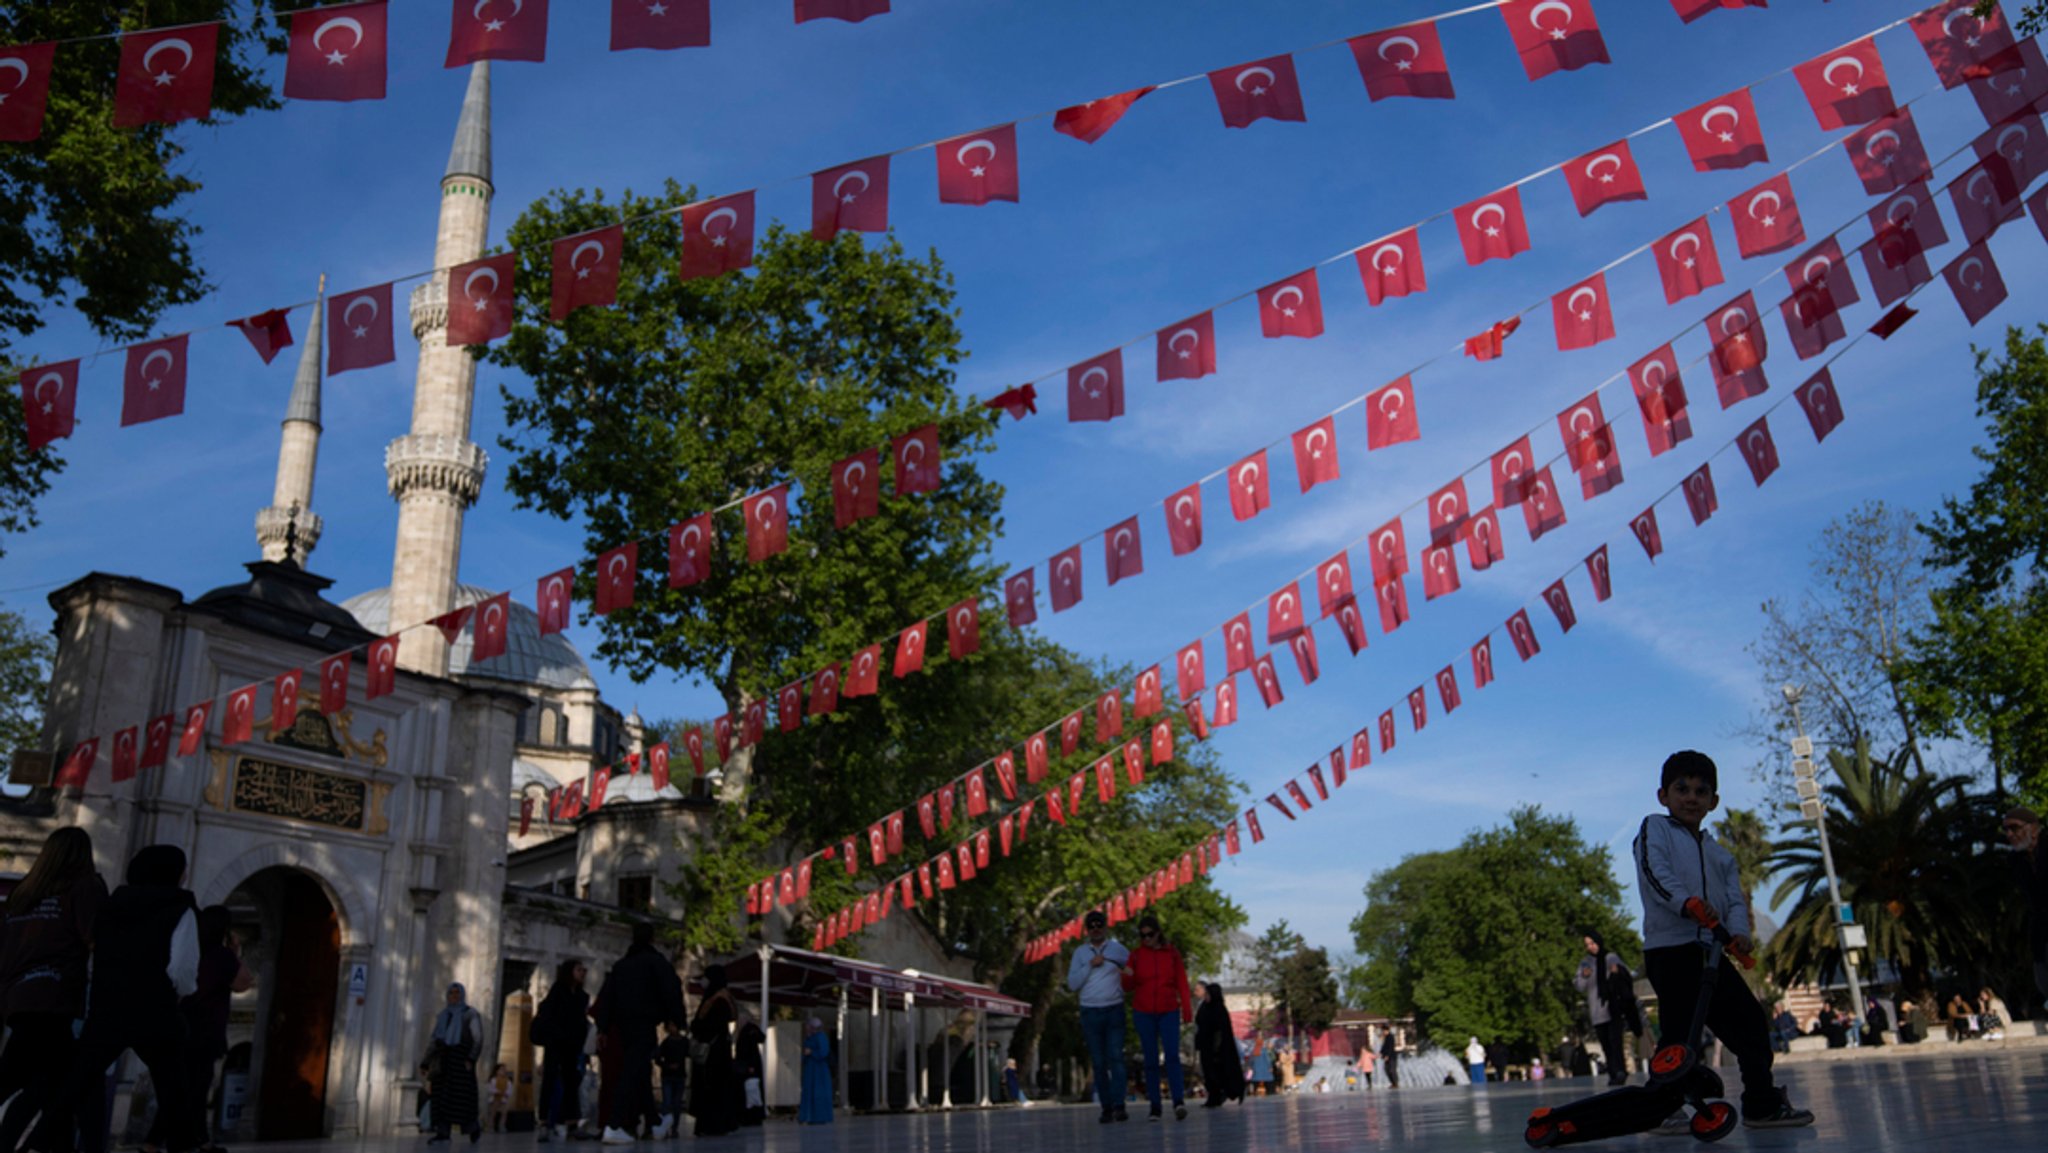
[797,1017,833,1124]
[1193,984,1245,1108]
[532,959,590,1141]
[688,964,740,1137]
[734,1010,766,1125]
[425,983,485,1144]
[1574,931,1634,1086]
[0,827,106,1153]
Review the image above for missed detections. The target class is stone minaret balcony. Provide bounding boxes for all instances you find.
[385,434,487,508]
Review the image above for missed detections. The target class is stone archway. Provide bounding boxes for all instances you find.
[217,865,345,1140]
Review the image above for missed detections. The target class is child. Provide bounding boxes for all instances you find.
[1634,750,1812,1130]
[487,1063,512,1133]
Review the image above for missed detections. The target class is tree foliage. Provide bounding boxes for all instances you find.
[0,3,286,554]
[1349,806,1637,1055]
[1240,920,1337,1036]
[0,609,53,767]
[1904,327,2048,801]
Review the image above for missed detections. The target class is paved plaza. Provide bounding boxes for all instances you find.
[261,1047,2041,1153]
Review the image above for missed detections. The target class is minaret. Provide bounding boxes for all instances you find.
[386,62,493,675]
[256,278,325,565]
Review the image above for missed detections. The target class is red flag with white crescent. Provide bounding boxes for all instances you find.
[1729,174,1805,259]
[19,359,79,451]
[1911,0,2019,88]
[1165,483,1203,556]
[1455,186,1531,265]
[273,668,304,729]
[288,2,388,101]
[447,0,549,65]
[1708,293,1770,408]
[680,191,756,280]
[811,156,890,240]
[1491,436,1537,508]
[810,663,841,715]
[1060,712,1083,755]
[0,42,55,142]
[1212,676,1239,728]
[1465,506,1505,572]
[1315,552,1354,617]
[1407,685,1428,732]
[1558,392,1609,474]
[1951,155,2024,247]
[1945,243,2010,327]
[551,225,622,322]
[1122,739,1144,786]
[1105,517,1144,585]
[229,309,293,365]
[178,701,212,757]
[1683,464,1719,526]
[54,739,98,791]
[115,25,219,127]
[1587,545,1613,603]
[668,513,714,588]
[1350,22,1454,101]
[894,621,927,678]
[1421,542,1461,601]
[947,600,980,660]
[892,424,941,497]
[1226,451,1272,522]
[1287,630,1319,685]
[595,542,638,615]
[1150,721,1173,767]
[1176,640,1206,700]
[1563,139,1647,217]
[1507,609,1541,661]
[473,592,512,662]
[536,567,573,635]
[1521,469,1567,541]
[994,749,1018,801]
[1222,612,1256,675]
[122,336,189,427]
[1158,311,1217,382]
[937,123,1020,206]
[328,284,396,375]
[223,685,258,746]
[1977,115,2048,197]
[1291,417,1339,492]
[649,742,671,791]
[1676,88,1769,171]
[1252,654,1284,709]
[1005,570,1037,628]
[1050,545,1083,612]
[1053,86,1155,143]
[744,486,789,562]
[1472,636,1496,689]
[1267,582,1305,643]
[1631,507,1665,561]
[1630,346,1692,457]
[1334,598,1370,655]
[777,682,802,732]
[1366,378,1420,448]
[1737,417,1781,487]
[1369,518,1409,586]
[713,715,733,761]
[448,253,517,347]
[1653,217,1725,306]
[1134,665,1163,719]
[1026,731,1050,783]
[1426,479,1470,546]
[1796,368,1845,443]
[1209,54,1307,128]
[1356,228,1426,306]
[1067,350,1125,423]
[1551,272,1615,351]
[1794,37,1894,130]
[1095,691,1123,743]
[1968,40,2047,126]
[683,727,705,777]
[1500,0,1609,81]
[319,652,351,714]
[1259,269,1324,339]
[1436,665,1462,714]
[1846,109,1933,196]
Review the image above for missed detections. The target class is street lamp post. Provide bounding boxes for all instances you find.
[1782,685,1868,1036]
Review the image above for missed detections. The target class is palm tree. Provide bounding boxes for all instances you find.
[1763,739,1999,1004]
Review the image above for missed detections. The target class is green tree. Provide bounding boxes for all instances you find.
[1976,2,2044,36]
[1275,946,1341,1036]
[1905,327,2048,801]
[1349,806,1637,1055]
[1762,739,2005,1004]
[1714,808,1773,914]
[0,609,54,772]
[0,4,287,553]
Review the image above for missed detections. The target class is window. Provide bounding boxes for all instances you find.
[618,875,653,913]
[554,712,570,746]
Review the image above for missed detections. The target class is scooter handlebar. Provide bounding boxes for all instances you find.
[1681,898,1757,970]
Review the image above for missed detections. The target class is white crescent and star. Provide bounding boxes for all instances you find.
[1669,231,1702,270]
[1501,449,1527,478]
[1719,306,1753,337]
[1864,129,1902,164]
[1234,65,1277,96]
[1079,366,1111,398]
[1377,35,1421,67]
[700,205,740,247]
[1056,556,1077,586]
[1370,242,1406,275]
[139,348,175,387]
[841,457,867,492]
[1304,426,1329,458]
[754,494,780,525]
[1270,285,1306,317]
[463,265,500,308]
[1173,494,1198,525]
[1884,192,1919,226]
[343,294,379,338]
[0,57,29,92]
[1567,285,1599,321]
[32,370,65,410]
[1236,461,1262,492]
[1378,388,1407,418]
[607,553,629,587]
[141,38,193,85]
[1436,492,1463,520]
[313,15,364,63]
[1802,255,1834,286]
[1470,201,1508,238]
[834,170,871,202]
[1113,526,1135,555]
[1958,256,1988,291]
[1584,152,1624,184]
[1700,103,1743,144]
[1530,1,1575,37]
[1823,55,1864,94]
[571,239,607,278]
[1747,189,1783,225]
[955,137,998,176]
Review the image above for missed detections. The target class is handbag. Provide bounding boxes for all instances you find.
[743,1077,763,1110]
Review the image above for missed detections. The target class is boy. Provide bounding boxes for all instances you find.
[1633,750,1812,1130]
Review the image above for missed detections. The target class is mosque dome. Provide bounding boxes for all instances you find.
[342,584,598,692]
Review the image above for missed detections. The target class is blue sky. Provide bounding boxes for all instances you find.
[7,0,2041,961]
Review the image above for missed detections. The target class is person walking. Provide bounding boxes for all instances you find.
[656,1022,689,1137]
[594,924,686,1143]
[486,1065,513,1134]
[2003,807,2047,1005]
[1002,1058,1027,1106]
[164,906,253,1153]
[1120,914,1192,1122]
[1246,1036,1273,1096]
[424,983,486,1144]
[0,827,107,1153]
[1192,984,1245,1108]
[1575,931,1636,1085]
[68,844,201,1153]
[797,1017,833,1124]
[1379,1031,1400,1090]
[733,1010,766,1125]
[532,959,589,1142]
[1465,1037,1487,1085]
[1356,1042,1375,1089]
[1064,910,1130,1124]
[688,964,741,1137]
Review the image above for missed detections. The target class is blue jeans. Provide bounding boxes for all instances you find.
[1470,1063,1487,1084]
[1132,1011,1184,1111]
[1079,1004,1127,1114]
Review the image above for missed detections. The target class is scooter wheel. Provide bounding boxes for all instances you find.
[1689,1102,1738,1143]
[1650,1043,1696,1082]
[1524,1108,1561,1148]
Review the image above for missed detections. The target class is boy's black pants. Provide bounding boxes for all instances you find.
[1643,944,1779,1119]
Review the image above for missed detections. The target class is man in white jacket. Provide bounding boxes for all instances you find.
[1066,910,1130,1123]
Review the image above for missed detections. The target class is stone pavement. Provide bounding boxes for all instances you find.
[251,1047,2044,1152]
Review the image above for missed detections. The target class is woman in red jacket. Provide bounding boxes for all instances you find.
[1121,914,1193,1121]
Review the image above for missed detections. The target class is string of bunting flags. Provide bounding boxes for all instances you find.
[18,1,2023,452]
[745,95,2048,932]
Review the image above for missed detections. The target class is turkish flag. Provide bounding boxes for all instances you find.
[1785,238,1860,326]
[1671,0,1768,19]
[1846,109,1933,196]
[594,542,637,614]
[1061,711,1084,754]
[1421,542,1461,600]
[319,652,351,714]
[1708,293,1769,408]
[915,793,937,839]
[1978,114,2048,193]
[447,0,549,65]
[649,742,671,791]
[1334,596,1370,654]
[1945,244,2008,326]
[1506,609,1542,662]
[273,667,304,729]
[0,42,55,141]
[1251,655,1284,709]
[1213,678,1239,729]
[448,253,517,346]
[894,621,927,678]
[683,727,705,776]
[1563,139,1648,217]
[366,635,399,699]
[1224,614,1255,675]
[1066,773,1086,819]
[1026,731,1050,782]
[1491,436,1538,508]
[1292,417,1340,492]
[1104,516,1143,585]
[1501,0,1609,80]
[1794,37,1894,130]
[812,156,889,240]
[474,592,511,661]
[1864,184,1943,305]
[551,225,623,321]
[1969,39,2047,126]
[122,336,188,427]
[176,701,212,758]
[1151,722,1173,767]
[1053,86,1154,143]
[1654,217,1725,306]
[1306,553,1353,620]
[1730,174,1805,259]
[1952,155,2025,245]
[947,599,980,659]
[1050,545,1083,612]
[1175,640,1207,700]
[1357,228,1426,306]
[104,723,133,780]
[1912,0,2019,88]
[1429,665,1461,716]
[1246,805,1267,843]
[810,663,841,715]
[1737,417,1780,486]
[965,768,990,818]
[1558,392,1608,471]
[1367,517,1410,587]
[328,284,395,375]
[795,0,889,24]
[832,448,880,528]
[1630,346,1692,457]
[1521,469,1566,541]
[1284,776,1317,815]
[679,191,756,280]
[1631,507,1665,561]
[994,750,1018,800]
[1573,425,1624,501]
[1683,464,1719,525]
[1184,698,1211,742]
[613,0,710,50]
[1780,278,1845,362]
[1228,449,1272,521]
[1210,54,1307,127]
[1366,377,1420,449]
[938,123,1020,205]
[1678,88,1769,172]
[1456,186,1531,265]
[1096,691,1123,743]
[1156,312,1217,381]
[1166,483,1203,556]
[53,739,98,792]
[1551,272,1615,350]
[1465,507,1505,571]
[745,485,789,562]
[1122,739,1145,785]
[1350,22,1455,101]
[115,25,218,127]
[229,309,293,365]
[893,424,941,496]
[668,513,714,587]
[1425,480,1470,546]
[712,714,733,761]
[1067,350,1125,423]
[1579,546,1612,605]
[1004,570,1037,628]
[1259,269,1323,338]
[431,606,474,648]
[742,700,766,747]
[984,383,1038,422]
[287,1,388,101]
[1471,636,1497,689]
[1268,582,1305,642]
[1541,579,1578,633]
[1406,687,1428,733]
[1376,576,1411,634]
[588,769,611,812]
[1796,368,1846,444]
[19,360,78,451]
